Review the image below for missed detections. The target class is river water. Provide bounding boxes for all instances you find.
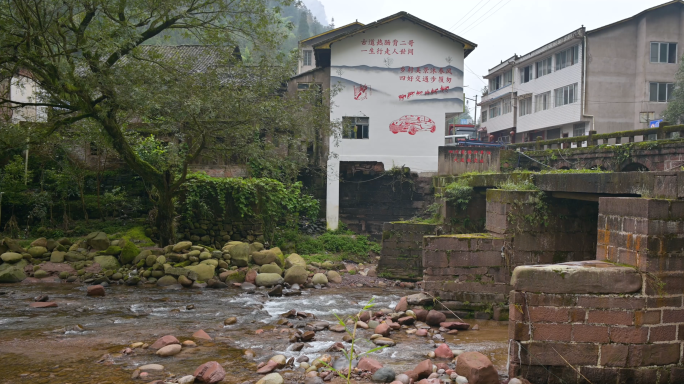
[0,284,508,383]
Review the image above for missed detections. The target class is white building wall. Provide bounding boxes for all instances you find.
[481,92,515,134]
[299,43,317,74]
[515,48,583,133]
[326,20,466,229]
[10,76,47,123]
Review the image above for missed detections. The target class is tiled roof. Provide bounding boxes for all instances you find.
[129,45,241,73]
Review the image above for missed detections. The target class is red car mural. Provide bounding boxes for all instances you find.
[389,115,436,135]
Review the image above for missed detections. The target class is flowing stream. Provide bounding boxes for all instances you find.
[0,284,508,383]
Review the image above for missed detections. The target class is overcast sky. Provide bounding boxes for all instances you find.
[317,0,667,118]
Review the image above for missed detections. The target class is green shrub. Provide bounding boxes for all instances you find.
[443,179,473,211]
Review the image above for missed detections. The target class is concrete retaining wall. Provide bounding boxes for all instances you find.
[378,222,448,281]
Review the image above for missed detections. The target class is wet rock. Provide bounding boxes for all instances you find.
[284,265,308,285]
[29,302,57,308]
[330,324,347,332]
[182,340,197,347]
[257,360,278,374]
[0,252,23,263]
[149,335,179,350]
[359,311,372,322]
[173,241,192,252]
[184,264,216,282]
[395,297,408,312]
[87,285,105,297]
[157,275,178,287]
[405,359,433,382]
[285,253,306,268]
[256,373,284,384]
[252,250,278,266]
[372,337,396,346]
[206,278,228,289]
[194,361,226,384]
[327,342,345,352]
[86,232,110,250]
[192,329,212,341]
[375,322,390,337]
[395,373,410,384]
[241,282,256,292]
[270,355,287,368]
[356,321,369,329]
[426,310,447,326]
[268,285,283,297]
[301,331,315,341]
[312,273,328,285]
[454,352,498,384]
[304,377,324,384]
[326,270,342,283]
[358,357,383,373]
[472,324,479,330]
[440,322,471,330]
[139,364,164,372]
[178,275,193,287]
[398,316,415,325]
[406,293,433,306]
[34,295,49,302]
[224,317,238,325]
[256,273,284,287]
[427,352,436,358]
[434,343,454,359]
[413,309,428,322]
[156,344,182,357]
[245,269,258,283]
[178,375,196,384]
[308,321,330,331]
[447,329,459,335]
[373,367,396,383]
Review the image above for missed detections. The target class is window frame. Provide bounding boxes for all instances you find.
[489,102,501,119]
[342,116,370,139]
[535,91,551,112]
[503,70,512,87]
[649,82,675,102]
[520,65,533,83]
[482,110,488,122]
[650,42,677,64]
[519,97,533,116]
[555,45,580,71]
[503,98,512,114]
[303,50,313,66]
[535,57,552,78]
[554,83,578,107]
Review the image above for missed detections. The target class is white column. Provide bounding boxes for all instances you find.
[326,159,340,231]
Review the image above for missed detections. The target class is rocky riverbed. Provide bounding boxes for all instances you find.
[0,283,510,384]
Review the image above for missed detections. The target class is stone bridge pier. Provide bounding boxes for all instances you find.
[509,197,684,383]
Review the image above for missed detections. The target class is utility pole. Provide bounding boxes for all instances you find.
[464,94,478,124]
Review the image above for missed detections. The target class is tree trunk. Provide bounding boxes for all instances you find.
[155,189,175,246]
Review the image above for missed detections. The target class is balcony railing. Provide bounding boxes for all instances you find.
[508,125,684,151]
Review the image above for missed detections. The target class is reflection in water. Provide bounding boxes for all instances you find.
[0,284,508,383]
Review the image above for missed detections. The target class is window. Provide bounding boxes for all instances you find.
[520,65,532,83]
[489,75,501,91]
[303,50,313,66]
[650,42,677,64]
[482,110,488,122]
[503,98,512,114]
[547,128,561,140]
[573,123,586,138]
[555,45,580,71]
[503,70,512,86]
[342,116,369,139]
[554,83,578,107]
[535,91,551,112]
[639,112,655,123]
[649,82,675,102]
[519,97,532,116]
[489,102,501,118]
[536,57,552,78]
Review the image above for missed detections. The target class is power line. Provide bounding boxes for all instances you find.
[461,0,512,35]
[447,0,491,32]
[465,64,487,86]
[455,0,505,34]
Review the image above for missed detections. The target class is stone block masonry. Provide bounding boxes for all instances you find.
[509,260,684,384]
[378,222,449,281]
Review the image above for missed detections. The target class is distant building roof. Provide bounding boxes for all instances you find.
[587,0,684,35]
[312,12,477,57]
[130,45,241,73]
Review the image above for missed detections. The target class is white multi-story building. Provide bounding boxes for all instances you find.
[480,1,684,144]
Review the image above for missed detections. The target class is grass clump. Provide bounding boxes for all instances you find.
[275,223,380,264]
[442,179,474,211]
[497,179,538,191]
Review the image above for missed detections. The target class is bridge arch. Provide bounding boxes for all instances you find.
[621,162,649,172]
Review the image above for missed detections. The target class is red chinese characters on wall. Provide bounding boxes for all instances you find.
[360,38,414,55]
[398,86,451,100]
[447,149,491,163]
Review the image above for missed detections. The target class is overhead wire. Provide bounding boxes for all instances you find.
[447,0,492,32]
[460,0,512,35]
[455,0,506,35]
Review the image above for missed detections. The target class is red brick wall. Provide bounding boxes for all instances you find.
[509,289,684,384]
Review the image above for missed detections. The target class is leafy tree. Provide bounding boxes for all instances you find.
[0,0,334,245]
[664,60,684,124]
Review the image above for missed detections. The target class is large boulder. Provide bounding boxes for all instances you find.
[50,251,66,263]
[285,253,306,268]
[119,239,140,265]
[31,238,48,247]
[358,357,383,374]
[249,242,264,254]
[255,273,284,287]
[194,361,226,384]
[229,243,251,267]
[173,241,192,252]
[184,264,216,282]
[1,252,23,263]
[252,250,278,266]
[260,264,282,275]
[0,265,26,283]
[284,265,308,285]
[86,232,110,250]
[327,270,342,283]
[312,273,328,285]
[93,256,121,271]
[157,275,179,287]
[220,270,245,283]
[426,310,446,326]
[454,352,498,384]
[27,246,48,258]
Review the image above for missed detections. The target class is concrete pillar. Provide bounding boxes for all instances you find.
[326,159,340,230]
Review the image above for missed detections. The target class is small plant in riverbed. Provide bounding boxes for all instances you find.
[323,298,387,383]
